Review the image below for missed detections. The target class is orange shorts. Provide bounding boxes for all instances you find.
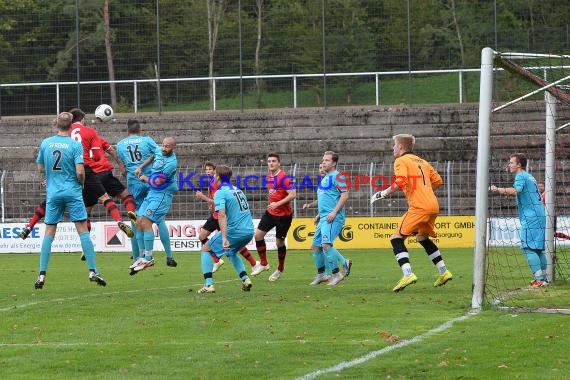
[396,211,438,238]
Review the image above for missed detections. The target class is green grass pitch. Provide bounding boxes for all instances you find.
[1,249,568,379]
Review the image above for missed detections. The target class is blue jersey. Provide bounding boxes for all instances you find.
[317,170,347,223]
[116,135,158,183]
[36,135,84,197]
[513,171,545,250]
[214,185,254,241]
[148,147,178,194]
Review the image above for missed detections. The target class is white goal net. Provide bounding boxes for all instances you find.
[473,48,570,313]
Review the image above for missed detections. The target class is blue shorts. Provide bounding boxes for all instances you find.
[520,220,545,250]
[45,192,88,224]
[208,230,254,258]
[138,192,173,224]
[128,181,150,207]
[312,219,343,247]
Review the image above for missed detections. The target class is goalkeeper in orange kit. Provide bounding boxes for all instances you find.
[371,133,453,292]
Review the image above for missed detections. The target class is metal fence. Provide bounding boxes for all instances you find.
[0,69,481,116]
[1,1,569,116]
[0,161,477,224]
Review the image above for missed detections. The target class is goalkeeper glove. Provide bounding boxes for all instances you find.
[370,189,390,204]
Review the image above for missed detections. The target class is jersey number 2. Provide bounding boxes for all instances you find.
[52,150,62,171]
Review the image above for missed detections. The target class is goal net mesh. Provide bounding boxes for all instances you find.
[485,52,570,312]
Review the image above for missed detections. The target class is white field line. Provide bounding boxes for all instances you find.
[296,311,478,380]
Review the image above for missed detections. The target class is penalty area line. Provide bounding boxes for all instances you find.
[296,311,477,380]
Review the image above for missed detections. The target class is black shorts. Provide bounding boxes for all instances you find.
[96,170,126,197]
[257,211,293,240]
[202,214,220,232]
[82,166,107,207]
[82,167,126,208]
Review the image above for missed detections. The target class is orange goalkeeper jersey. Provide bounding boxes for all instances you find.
[393,152,442,213]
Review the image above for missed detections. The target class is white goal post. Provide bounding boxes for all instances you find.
[472,47,569,311]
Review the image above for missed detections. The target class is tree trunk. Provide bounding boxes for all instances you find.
[449,0,466,100]
[255,0,264,101]
[103,0,117,108]
[207,0,226,111]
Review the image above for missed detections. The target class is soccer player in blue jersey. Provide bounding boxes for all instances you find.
[34,112,106,289]
[490,153,548,288]
[129,137,178,274]
[197,165,255,293]
[116,119,176,268]
[304,152,352,286]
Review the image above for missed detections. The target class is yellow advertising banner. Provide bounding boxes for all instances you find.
[287,216,475,250]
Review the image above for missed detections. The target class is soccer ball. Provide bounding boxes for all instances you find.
[95,104,114,122]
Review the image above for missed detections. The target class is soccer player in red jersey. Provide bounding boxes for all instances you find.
[251,153,297,281]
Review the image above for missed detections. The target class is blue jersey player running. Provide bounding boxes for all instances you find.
[197,165,255,293]
[34,112,106,289]
[129,137,178,274]
[116,119,176,269]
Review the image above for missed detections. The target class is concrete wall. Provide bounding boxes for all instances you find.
[1,102,569,220]
[2,102,564,170]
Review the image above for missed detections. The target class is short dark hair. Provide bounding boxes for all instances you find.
[204,161,216,170]
[68,108,85,123]
[267,152,280,162]
[127,119,141,134]
[511,153,528,169]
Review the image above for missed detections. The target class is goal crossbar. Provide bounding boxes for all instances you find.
[496,52,570,60]
[494,55,570,106]
[493,74,570,112]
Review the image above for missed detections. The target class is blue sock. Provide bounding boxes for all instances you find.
[130,222,139,262]
[143,231,154,259]
[228,253,247,280]
[79,231,97,272]
[323,247,339,274]
[158,221,173,259]
[39,235,54,272]
[312,248,326,273]
[136,230,145,259]
[538,250,548,273]
[200,251,214,286]
[328,246,346,266]
[523,248,546,280]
